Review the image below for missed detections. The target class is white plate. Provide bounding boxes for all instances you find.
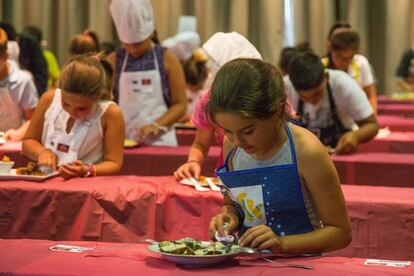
[0,169,59,182]
[147,244,240,267]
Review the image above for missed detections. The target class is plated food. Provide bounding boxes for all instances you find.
[0,158,58,181]
[124,139,139,148]
[158,238,236,256]
[0,155,15,174]
[16,162,46,176]
[147,238,241,267]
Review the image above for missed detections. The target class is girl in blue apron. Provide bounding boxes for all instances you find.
[22,55,125,179]
[208,59,351,254]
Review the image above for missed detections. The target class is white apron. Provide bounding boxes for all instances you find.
[42,92,92,166]
[0,86,22,131]
[118,48,177,146]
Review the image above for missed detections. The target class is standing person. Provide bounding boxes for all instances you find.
[323,29,378,113]
[22,55,125,179]
[0,22,48,96]
[109,0,186,146]
[162,31,211,123]
[0,28,38,141]
[286,53,379,154]
[22,25,60,89]
[174,32,262,181]
[208,58,351,254]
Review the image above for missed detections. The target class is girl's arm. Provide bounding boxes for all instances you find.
[22,90,57,169]
[174,128,214,180]
[96,103,125,175]
[280,125,352,253]
[155,48,187,127]
[363,83,378,114]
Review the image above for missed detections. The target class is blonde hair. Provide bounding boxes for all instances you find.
[0,28,8,55]
[59,54,112,100]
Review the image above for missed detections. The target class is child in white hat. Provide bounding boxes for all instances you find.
[162,31,211,123]
[109,0,186,146]
[174,32,262,181]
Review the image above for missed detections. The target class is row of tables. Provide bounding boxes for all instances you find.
[1,239,413,275]
[0,175,413,261]
[2,139,414,186]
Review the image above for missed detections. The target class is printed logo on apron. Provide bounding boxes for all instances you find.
[57,143,70,153]
[231,185,266,227]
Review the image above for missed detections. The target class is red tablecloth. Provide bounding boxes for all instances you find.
[0,142,220,175]
[331,152,414,186]
[3,143,414,186]
[176,129,219,146]
[122,145,221,176]
[0,239,412,276]
[359,132,414,153]
[378,95,414,105]
[1,176,413,260]
[378,104,414,117]
[377,115,414,131]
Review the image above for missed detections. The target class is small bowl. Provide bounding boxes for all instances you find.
[0,161,14,174]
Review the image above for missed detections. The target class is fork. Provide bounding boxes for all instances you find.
[188,177,210,192]
[236,247,313,270]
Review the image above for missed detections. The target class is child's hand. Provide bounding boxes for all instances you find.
[137,123,164,142]
[174,160,201,181]
[4,129,23,142]
[209,213,239,239]
[335,132,358,154]
[58,160,86,179]
[38,149,57,171]
[238,224,282,253]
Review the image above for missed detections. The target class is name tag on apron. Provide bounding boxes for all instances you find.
[57,143,70,153]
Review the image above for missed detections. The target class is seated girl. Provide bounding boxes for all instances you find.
[22,54,125,179]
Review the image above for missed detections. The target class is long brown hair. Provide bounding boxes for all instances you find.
[207,58,288,123]
[59,54,112,100]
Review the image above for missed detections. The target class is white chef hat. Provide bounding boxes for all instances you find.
[109,0,155,44]
[202,32,262,70]
[162,31,201,61]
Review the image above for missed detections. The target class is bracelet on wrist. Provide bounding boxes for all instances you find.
[187,160,200,164]
[83,163,96,177]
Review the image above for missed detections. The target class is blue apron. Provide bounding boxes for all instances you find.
[216,124,314,236]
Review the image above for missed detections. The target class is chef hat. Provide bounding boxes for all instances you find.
[109,0,155,44]
[162,31,201,61]
[202,32,262,69]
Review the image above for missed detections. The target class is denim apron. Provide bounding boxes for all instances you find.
[297,84,350,148]
[216,124,314,236]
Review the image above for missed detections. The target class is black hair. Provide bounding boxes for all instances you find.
[0,22,16,41]
[22,26,42,43]
[288,53,325,91]
[278,47,299,75]
[327,21,352,40]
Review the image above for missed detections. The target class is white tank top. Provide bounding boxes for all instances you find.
[41,89,114,164]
